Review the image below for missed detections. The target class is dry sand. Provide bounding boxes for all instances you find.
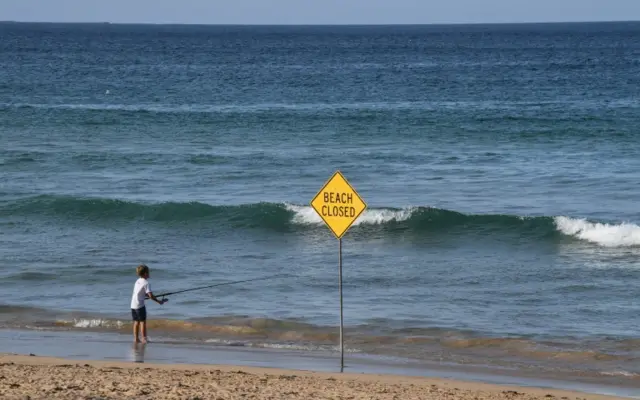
[0,353,631,400]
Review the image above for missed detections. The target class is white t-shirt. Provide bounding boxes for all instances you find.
[131,278,151,309]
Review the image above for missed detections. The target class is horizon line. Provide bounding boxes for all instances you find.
[1,19,640,27]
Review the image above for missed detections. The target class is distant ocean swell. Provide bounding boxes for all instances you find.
[3,99,640,114]
[3,195,640,247]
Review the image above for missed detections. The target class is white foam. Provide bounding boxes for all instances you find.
[204,337,360,353]
[22,325,50,331]
[69,319,124,329]
[204,339,246,346]
[600,370,638,377]
[248,342,361,353]
[554,216,640,247]
[285,204,415,226]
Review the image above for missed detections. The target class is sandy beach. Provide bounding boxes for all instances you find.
[0,353,632,400]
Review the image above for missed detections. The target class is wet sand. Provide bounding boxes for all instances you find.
[0,353,633,400]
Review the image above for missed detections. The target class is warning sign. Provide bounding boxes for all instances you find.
[310,170,367,239]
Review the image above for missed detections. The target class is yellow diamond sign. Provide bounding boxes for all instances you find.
[310,170,367,239]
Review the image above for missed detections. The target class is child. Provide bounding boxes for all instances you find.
[131,264,167,343]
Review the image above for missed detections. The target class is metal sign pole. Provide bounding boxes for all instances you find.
[310,170,366,373]
[339,237,344,372]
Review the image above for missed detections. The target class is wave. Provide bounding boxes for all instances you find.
[554,216,640,247]
[3,315,626,364]
[1,265,184,284]
[53,317,342,343]
[0,195,295,230]
[0,152,39,166]
[0,304,46,314]
[0,303,633,367]
[3,102,427,114]
[4,99,637,115]
[3,195,640,247]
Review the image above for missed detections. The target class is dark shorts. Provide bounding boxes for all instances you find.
[131,306,147,322]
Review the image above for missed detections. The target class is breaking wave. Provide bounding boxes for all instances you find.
[3,316,625,364]
[3,195,640,247]
[554,216,640,247]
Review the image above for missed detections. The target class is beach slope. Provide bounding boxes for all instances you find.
[0,353,630,400]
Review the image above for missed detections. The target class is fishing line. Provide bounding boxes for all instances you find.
[147,273,293,299]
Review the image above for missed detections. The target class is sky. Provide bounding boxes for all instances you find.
[2,0,640,25]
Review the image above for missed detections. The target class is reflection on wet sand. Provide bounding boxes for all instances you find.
[131,342,146,363]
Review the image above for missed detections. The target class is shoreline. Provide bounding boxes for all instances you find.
[0,353,635,400]
[4,308,640,382]
[0,329,638,399]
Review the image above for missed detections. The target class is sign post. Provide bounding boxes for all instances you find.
[310,170,367,372]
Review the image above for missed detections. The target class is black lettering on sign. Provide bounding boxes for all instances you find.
[323,192,353,204]
[321,205,356,218]
[320,190,357,218]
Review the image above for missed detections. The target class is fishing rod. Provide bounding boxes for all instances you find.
[146,273,291,300]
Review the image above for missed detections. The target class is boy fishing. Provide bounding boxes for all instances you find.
[130,264,167,343]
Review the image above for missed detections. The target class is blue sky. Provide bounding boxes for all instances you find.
[2,0,640,24]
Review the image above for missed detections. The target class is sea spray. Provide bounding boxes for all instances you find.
[554,216,640,247]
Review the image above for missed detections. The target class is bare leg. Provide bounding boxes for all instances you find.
[133,321,140,343]
[141,321,148,343]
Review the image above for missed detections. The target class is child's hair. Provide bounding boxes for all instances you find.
[136,264,149,277]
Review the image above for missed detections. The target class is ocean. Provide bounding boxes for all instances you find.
[2,21,640,388]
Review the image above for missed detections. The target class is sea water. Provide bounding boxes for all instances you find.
[2,22,640,382]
